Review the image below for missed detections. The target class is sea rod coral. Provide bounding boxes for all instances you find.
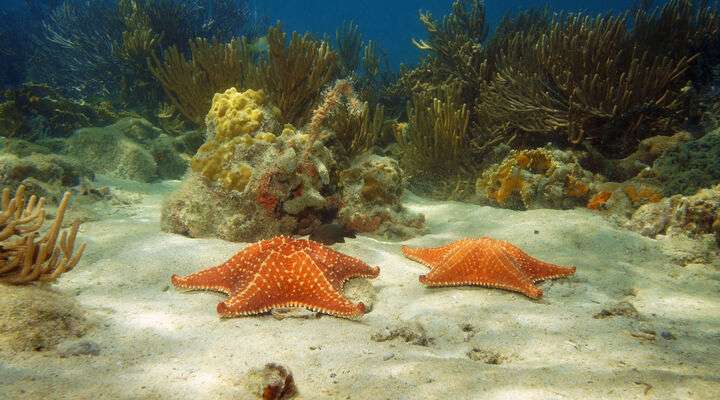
[0,185,85,284]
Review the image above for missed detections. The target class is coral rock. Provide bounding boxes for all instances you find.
[476,148,602,210]
[338,153,425,239]
[626,184,720,238]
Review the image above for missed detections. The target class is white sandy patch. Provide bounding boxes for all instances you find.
[1,182,719,399]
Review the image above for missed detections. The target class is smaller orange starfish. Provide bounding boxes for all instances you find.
[401,237,575,298]
[172,236,380,318]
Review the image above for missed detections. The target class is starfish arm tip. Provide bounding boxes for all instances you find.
[356,302,366,315]
[528,287,543,299]
[170,274,182,287]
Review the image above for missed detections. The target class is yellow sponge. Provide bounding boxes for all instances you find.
[206,88,266,142]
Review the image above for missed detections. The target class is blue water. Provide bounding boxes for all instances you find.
[1,0,641,69]
[256,0,639,67]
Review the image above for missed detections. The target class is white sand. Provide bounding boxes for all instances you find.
[2,179,720,399]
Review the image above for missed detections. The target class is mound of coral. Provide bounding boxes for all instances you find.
[0,152,93,203]
[0,84,116,140]
[338,153,425,239]
[0,285,90,352]
[162,86,423,242]
[474,147,602,210]
[651,129,720,196]
[65,117,188,182]
[626,184,720,241]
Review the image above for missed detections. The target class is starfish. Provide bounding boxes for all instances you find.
[401,237,575,298]
[171,236,380,318]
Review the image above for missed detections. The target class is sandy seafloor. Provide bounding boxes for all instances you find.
[2,177,720,400]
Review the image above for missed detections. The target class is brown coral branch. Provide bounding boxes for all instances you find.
[0,186,86,285]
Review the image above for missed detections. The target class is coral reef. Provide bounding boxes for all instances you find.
[32,0,261,109]
[0,152,93,203]
[164,78,423,242]
[162,89,338,241]
[475,147,601,210]
[0,84,117,140]
[477,12,696,158]
[397,85,470,176]
[190,87,280,193]
[0,185,85,284]
[65,117,187,182]
[337,153,425,239]
[626,184,720,239]
[0,284,90,352]
[393,0,720,188]
[651,128,720,195]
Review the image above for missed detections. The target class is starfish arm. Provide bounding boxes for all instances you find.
[401,239,470,269]
[421,242,543,298]
[171,242,270,294]
[499,241,576,282]
[171,264,234,295]
[216,251,365,318]
[304,242,380,288]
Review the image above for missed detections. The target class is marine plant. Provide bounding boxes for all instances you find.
[397,85,470,175]
[31,0,261,110]
[150,37,257,125]
[335,21,362,77]
[477,12,697,158]
[261,23,338,126]
[0,185,85,285]
[328,101,385,158]
[397,0,720,189]
[0,83,117,140]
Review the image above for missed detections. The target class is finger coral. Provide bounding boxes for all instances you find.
[0,185,86,284]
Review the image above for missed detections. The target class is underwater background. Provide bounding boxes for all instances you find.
[1,1,720,399]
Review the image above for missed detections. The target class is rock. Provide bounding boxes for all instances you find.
[660,331,677,340]
[466,348,509,364]
[56,339,100,357]
[271,308,319,320]
[338,153,425,239]
[0,285,90,352]
[593,301,641,319]
[370,322,433,346]
[162,93,335,242]
[65,117,187,182]
[342,278,377,313]
[626,184,720,239]
[0,152,93,203]
[242,363,297,400]
[653,128,720,195]
[475,147,604,210]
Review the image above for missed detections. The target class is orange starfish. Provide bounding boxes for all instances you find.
[172,236,380,318]
[401,237,575,298]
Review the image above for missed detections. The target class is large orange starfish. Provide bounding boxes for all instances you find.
[401,237,575,298]
[172,236,380,318]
